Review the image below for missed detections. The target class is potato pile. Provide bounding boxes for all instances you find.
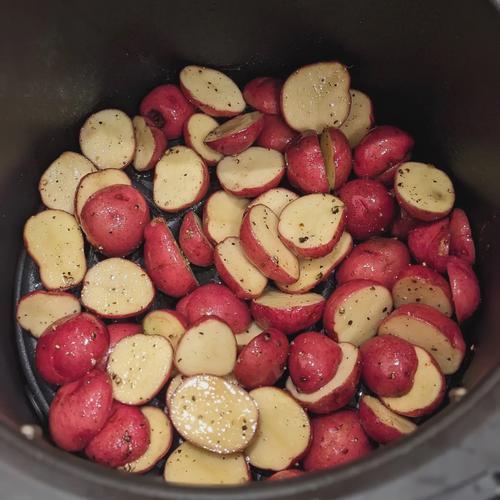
[17,61,480,485]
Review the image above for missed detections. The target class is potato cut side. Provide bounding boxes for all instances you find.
[215,237,268,299]
[184,113,223,165]
[203,191,249,244]
[381,346,444,417]
[164,441,250,485]
[39,152,96,214]
[246,387,311,471]
[142,310,186,349]
[16,291,81,338]
[235,322,264,350]
[80,109,135,170]
[319,128,337,189]
[81,258,154,318]
[255,289,324,309]
[277,232,352,293]
[395,162,455,221]
[339,90,374,147]
[24,210,86,290]
[362,396,417,435]
[278,194,345,258]
[248,188,299,216]
[132,116,165,172]
[107,334,173,405]
[154,146,208,212]
[174,317,237,376]
[168,375,258,454]
[216,147,285,197]
[334,285,393,346]
[205,111,262,143]
[121,406,173,473]
[281,61,351,133]
[180,66,245,116]
[74,168,131,221]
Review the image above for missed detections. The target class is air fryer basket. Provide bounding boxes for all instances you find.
[1,0,499,499]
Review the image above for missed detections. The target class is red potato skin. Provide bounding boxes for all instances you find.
[338,179,395,241]
[175,294,191,318]
[353,125,414,178]
[322,127,352,190]
[394,264,452,303]
[140,84,195,140]
[144,217,198,298]
[221,164,285,199]
[80,185,150,258]
[447,256,480,323]
[336,237,411,289]
[256,114,298,152]
[391,207,423,240]
[85,402,150,468]
[360,335,418,397]
[36,313,109,385]
[268,470,305,481]
[449,208,476,264]
[179,211,214,267]
[49,369,113,452]
[243,77,283,115]
[375,163,402,187]
[234,329,289,389]
[179,81,241,118]
[289,332,342,393]
[303,410,373,472]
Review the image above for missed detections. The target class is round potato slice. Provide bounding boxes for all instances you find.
[168,375,258,454]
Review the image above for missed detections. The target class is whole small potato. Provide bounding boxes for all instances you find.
[257,114,298,152]
[243,77,283,115]
[80,184,150,257]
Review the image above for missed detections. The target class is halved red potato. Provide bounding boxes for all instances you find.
[392,265,453,316]
[217,147,285,198]
[214,237,268,299]
[391,207,423,241]
[378,303,465,374]
[24,210,86,290]
[256,114,298,152]
[142,309,187,349]
[278,194,346,259]
[80,109,135,170]
[144,217,198,298]
[251,289,325,335]
[74,168,131,222]
[395,162,455,221]
[107,333,173,405]
[277,232,353,294]
[323,280,393,345]
[281,61,351,132]
[235,321,264,350]
[81,258,154,318]
[246,387,311,471]
[359,395,417,444]
[180,65,245,117]
[179,211,214,267]
[339,89,374,148]
[168,375,258,454]
[203,190,249,245]
[243,77,282,115]
[205,111,264,155]
[183,113,222,166]
[100,323,143,368]
[132,116,167,171]
[164,441,250,485]
[319,127,352,190]
[39,152,96,214]
[174,317,237,376]
[153,146,209,213]
[449,208,476,264]
[16,290,81,338]
[121,406,173,473]
[286,342,361,413]
[447,256,481,323]
[240,205,299,284]
[381,345,445,418]
[268,470,305,481]
[248,188,299,216]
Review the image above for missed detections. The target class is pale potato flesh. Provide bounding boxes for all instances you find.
[142,310,186,349]
[132,116,156,171]
[217,147,284,194]
[281,61,351,132]
[235,322,264,349]
[154,146,206,211]
[121,406,173,473]
[180,66,245,115]
[278,194,345,252]
[169,375,258,454]
[185,113,222,164]
[254,289,324,309]
[39,152,96,214]
[362,396,417,435]
[164,441,249,485]
[24,210,86,290]
[248,188,299,216]
[319,128,337,189]
[339,90,373,147]
[80,109,135,170]
[277,232,352,293]
[246,387,311,471]
[107,334,173,405]
[205,111,262,141]
[16,292,81,338]
[81,258,154,317]
[334,285,393,346]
